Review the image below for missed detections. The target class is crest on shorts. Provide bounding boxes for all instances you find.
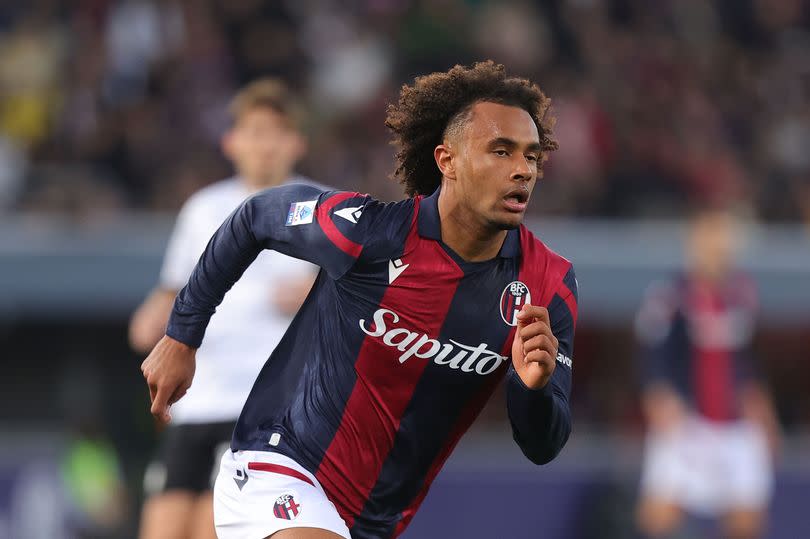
[500,281,531,327]
[273,493,301,520]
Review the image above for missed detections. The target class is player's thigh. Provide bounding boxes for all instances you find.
[189,491,218,539]
[636,497,684,537]
[269,528,347,539]
[721,508,765,539]
[139,491,196,539]
[144,423,217,497]
[141,422,232,538]
[214,450,351,539]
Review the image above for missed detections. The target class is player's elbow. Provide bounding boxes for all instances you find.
[521,443,562,465]
[517,425,571,465]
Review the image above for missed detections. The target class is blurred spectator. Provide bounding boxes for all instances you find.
[634,207,781,539]
[60,430,129,539]
[0,0,807,220]
[0,134,27,209]
[58,354,129,539]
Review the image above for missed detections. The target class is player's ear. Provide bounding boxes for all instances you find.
[434,143,456,181]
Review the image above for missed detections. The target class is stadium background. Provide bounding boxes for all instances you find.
[0,0,808,537]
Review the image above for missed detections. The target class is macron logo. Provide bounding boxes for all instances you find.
[233,467,248,491]
[334,206,363,224]
[388,258,409,284]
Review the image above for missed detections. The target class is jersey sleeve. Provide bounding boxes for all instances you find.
[166,183,382,348]
[733,275,760,383]
[506,265,577,465]
[634,279,679,387]
[158,197,201,291]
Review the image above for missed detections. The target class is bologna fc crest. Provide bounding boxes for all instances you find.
[500,281,531,326]
[273,493,301,520]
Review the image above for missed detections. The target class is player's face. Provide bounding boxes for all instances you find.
[454,102,541,230]
[223,106,305,187]
[688,211,740,281]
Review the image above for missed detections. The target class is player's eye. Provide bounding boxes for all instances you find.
[525,154,538,162]
[494,149,509,156]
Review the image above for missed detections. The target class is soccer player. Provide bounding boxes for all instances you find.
[635,208,781,539]
[141,61,578,539]
[130,78,318,539]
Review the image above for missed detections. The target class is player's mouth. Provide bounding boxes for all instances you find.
[502,187,530,213]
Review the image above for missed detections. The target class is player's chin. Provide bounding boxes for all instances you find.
[492,212,524,230]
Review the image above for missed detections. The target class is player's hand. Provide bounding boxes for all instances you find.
[642,383,686,433]
[140,335,196,424]
[511,304,557,390]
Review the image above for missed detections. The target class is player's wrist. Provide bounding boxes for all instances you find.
[509,366,554,394]
[162,333,198,353]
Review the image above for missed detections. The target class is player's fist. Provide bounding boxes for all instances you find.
[511,304,558,390]
[140,335,197,424]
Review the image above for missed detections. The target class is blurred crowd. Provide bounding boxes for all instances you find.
[0,0,809,222]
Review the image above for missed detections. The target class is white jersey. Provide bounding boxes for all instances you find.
[160,177,317,424]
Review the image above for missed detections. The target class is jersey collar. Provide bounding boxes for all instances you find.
[417,187,521,259]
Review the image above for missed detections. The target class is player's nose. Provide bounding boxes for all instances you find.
[511,157,534,181]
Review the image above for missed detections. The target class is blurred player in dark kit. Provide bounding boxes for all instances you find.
[141,61,578,539]
[635,208,781,539]
[130,79,317,539]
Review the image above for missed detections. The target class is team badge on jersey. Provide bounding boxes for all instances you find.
[286,200,317,226]
[500,281,531,326]
[273,493,301,520]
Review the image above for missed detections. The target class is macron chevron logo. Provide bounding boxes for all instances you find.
[388,258,409,284]
[233,467,248,490]
[334,206,363,224]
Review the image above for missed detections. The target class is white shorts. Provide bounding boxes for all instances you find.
[640,417,773,515]
[213,450,351,539]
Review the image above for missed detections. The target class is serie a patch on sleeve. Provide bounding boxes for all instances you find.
[286,200,317,226]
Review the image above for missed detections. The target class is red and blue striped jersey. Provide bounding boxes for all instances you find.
[168,183,578,538]
[635,273,758,422]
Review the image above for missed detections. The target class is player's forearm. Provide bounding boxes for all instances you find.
[506,368,571,465]
[129,288,178,353]
[167,197,266,347]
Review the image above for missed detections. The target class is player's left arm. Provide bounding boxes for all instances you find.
[506,267,577,465]
[734,278,782,457]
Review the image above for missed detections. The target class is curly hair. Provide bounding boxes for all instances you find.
[385,61,558,197]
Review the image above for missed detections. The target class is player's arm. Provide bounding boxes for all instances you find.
[131,192,202,355]
[141,183,377,422]
[734,282,781,457]
[741,381,782,458]
[272,269,319,317]
[634,280,686,432]
[506,269,577,465]
[129,288,178,354]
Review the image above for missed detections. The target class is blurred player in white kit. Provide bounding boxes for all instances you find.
[129,78,318,539]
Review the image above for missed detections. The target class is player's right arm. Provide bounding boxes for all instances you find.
[635,280,687,432]
[130,189,203,355]
[128,288,177,354]
[141,183,381,422]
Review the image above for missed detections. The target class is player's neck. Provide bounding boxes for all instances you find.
[437,192,507,262]
[690,267,728,287]
[240,173,288,193]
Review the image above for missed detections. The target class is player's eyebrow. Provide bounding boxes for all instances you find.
[488,137,542,153]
